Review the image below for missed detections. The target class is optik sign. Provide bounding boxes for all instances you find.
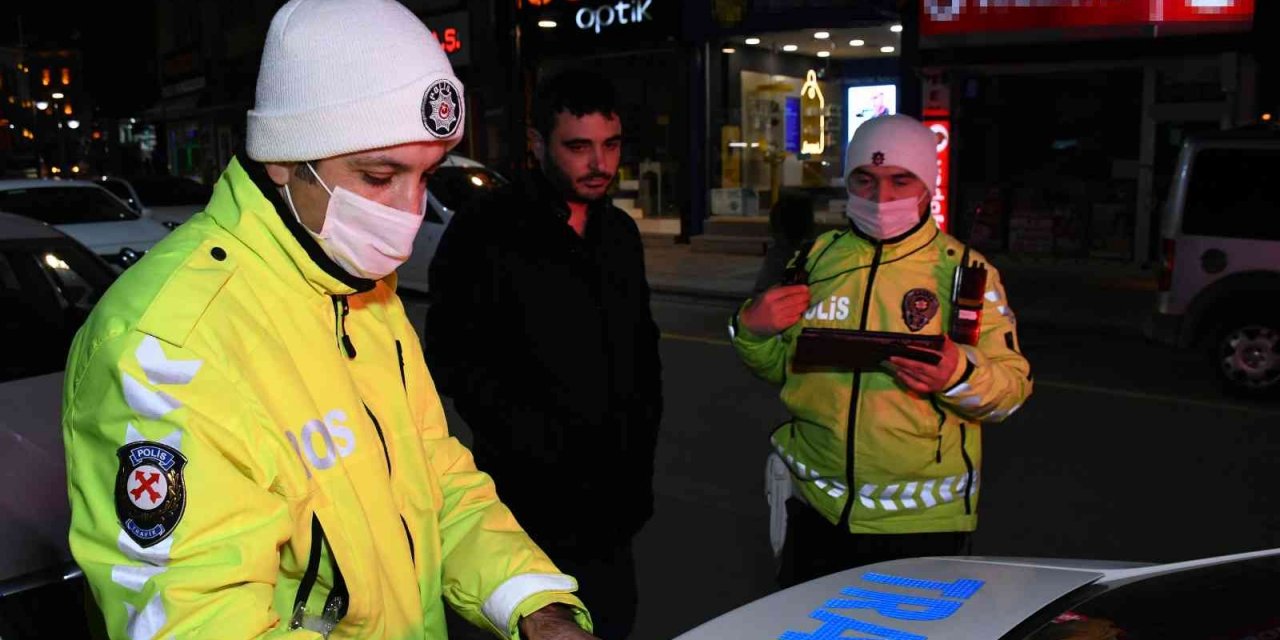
[575,0,654,34]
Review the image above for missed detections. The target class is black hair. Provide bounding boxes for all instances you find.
[531,68,619,140]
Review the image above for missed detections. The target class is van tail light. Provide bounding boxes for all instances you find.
[1158,238,1175,292]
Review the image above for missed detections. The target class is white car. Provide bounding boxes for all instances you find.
[676,547,1280,639]
[396,155,509,294]
[95,174,212,228]
[0,212,114,636]
[0,179,172,272]
[1143,125,1280,397]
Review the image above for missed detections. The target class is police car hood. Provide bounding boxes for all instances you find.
[672,550,1280,640]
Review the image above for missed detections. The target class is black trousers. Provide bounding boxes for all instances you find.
[777,498,972,589]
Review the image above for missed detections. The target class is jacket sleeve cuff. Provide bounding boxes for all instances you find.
[483,573,589,638]
[730,301,772,345]
[942,345,977,394]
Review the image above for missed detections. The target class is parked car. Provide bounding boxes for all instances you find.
[1143,126,1280,398]
[0,212,114,637]
[0,179,172,272]
[396,154,510,294]
[675,547,1280,640]
[96,174,212,228]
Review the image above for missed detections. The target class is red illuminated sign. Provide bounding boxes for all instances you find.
[432,28,462,54]
[921,0,1254,37]
[923,117,951,234]
[421,11,471,67]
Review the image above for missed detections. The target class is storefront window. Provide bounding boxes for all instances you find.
[711,26,901,229]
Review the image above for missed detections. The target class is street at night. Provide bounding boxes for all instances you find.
[3,0,1280,638]
[406,273,1280,638]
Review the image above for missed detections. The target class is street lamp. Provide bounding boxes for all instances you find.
[67,119,80,129]
[35,100,49,111]
[51,92,65,99]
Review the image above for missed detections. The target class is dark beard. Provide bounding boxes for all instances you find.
[539,154,607,204]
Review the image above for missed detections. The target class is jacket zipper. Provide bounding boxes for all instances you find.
[392,340,415,564]
[291,515,349,627]
[839,242,884,528]
[959,423,974,515]
[364,404,392,474]
[330,298,416,570]
[333,296,357,359]
[395,340,406,389]
[401,517,415,564]
[928,397,947,464]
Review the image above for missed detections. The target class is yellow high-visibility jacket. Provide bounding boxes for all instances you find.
[734,221,1033,534]
[62,156,588,639]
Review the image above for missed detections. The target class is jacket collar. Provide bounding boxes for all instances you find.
[206,155,377,297]
[845,212,940,259]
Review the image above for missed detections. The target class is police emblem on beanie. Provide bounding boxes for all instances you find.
[902,288,940,332]
[872,151,886,166]
[423,79,462,138]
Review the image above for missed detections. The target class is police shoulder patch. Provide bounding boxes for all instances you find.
[902,288,940,332]
[421,79,462,139]
[116,440,188,548]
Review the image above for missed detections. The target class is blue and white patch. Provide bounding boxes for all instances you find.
[422,79,462,138]
[115,441,187,548]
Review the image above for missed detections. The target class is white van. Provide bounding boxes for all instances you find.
[1144,126,1280,397]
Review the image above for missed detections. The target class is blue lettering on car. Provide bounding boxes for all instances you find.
[780,573,986,640]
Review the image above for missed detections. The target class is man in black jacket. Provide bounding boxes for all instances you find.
[424,69,662,639]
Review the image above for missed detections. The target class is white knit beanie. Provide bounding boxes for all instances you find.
[247,0,465,162]
[844,114,939,194]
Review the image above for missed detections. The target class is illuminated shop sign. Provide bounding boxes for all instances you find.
[923,117,951,234]
[575,0,654,33]
[921,0,1254,38]
[799,71,826,156]
[522,0,659,35]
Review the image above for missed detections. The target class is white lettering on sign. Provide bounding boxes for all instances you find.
[576,0,653,33]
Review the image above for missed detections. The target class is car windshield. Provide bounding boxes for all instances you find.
[428,167,509,211]
[98,180,134,205]
[128,176,213,207]
[0,186,140,224]
[0,236,116,382]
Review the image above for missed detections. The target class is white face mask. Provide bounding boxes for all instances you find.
[283,162,424,281]
[845,192,928,240]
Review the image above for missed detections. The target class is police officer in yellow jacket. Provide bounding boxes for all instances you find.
[732,114,1033,587]
[61,1,597,638]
